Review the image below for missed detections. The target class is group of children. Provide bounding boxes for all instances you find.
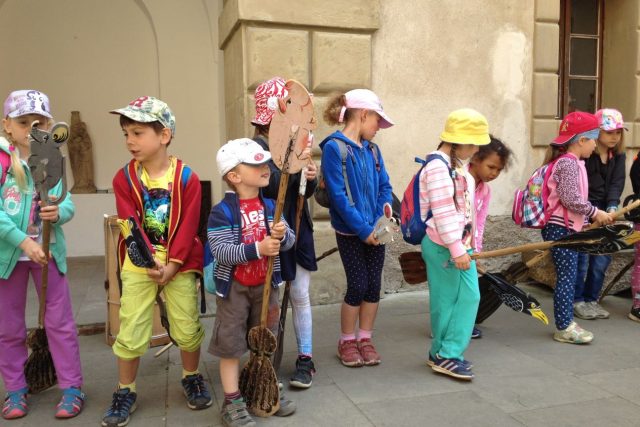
[0,82,638,426]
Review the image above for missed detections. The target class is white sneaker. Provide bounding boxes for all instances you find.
[573,301,596,320]
[553,321,594,344]
[587,301,609,319]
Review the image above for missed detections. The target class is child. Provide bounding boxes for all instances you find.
[420,108,489,381]
[540,111,613,344]
[574,109,626,321]
[251,77,319,388]
[628,148,640,322]
[103,97,211,427]
[468,135,513,338]
[0,90,84,420]
[320,89,393,367]
[208,138,296,426]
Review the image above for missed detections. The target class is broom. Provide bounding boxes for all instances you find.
[24,217,57,394]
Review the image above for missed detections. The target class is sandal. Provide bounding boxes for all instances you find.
[2,387,28,420]
[55,387,86,418]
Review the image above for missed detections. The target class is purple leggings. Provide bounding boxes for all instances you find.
[0,260,83,392]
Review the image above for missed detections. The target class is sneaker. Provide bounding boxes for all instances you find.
[430,354,474,380]
[587,301,610,319]
[273,382,296,417]
[357,338,381,366]
[427,353,473,369]
[289,356,315,389]
[220,399,256,427]
[553,321,594,344]
[573,301,597,320]
[181,374,213,410]
[337,339,364,367]
[628,307,640,322]
[55,387,86,418]
[101,388,137,427]
[471,326,482,339]
[2,388,28,420]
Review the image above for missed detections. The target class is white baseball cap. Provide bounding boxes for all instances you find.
[217,138,272,176]
[4,90,53,119]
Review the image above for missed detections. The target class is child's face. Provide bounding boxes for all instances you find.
[598,129,622,149]
[2,114,49,152]
[360,110,381,141]
[471,152,505,183]
[578,136,597,158]
[456,144,479,161]
[122,122,170,163]
[229,163,271,189]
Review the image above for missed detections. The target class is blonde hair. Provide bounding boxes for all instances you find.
[323,93,355,126]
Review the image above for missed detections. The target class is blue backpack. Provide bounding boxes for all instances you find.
[400,154,453,245]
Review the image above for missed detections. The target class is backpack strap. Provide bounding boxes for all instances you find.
[333,139,355,207]
[0,150,11,186]
[369,142,381,173]
[544,153,573,228]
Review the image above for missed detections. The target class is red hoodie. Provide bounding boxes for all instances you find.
[113,158,203,274]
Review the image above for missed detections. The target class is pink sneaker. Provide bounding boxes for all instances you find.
[357,338,381,366]
[2,388,28,420]
[337,339,364,367]
[55,387,85,418]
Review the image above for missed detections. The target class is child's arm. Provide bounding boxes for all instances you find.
[322,141,373,240]
[208,204,260,265]
[423,159,466,259]
[112,169,154,251]
[630,154,640,195]
[269,215,295,251]
[43,180,74,226]
[475,184,491,253]
[606,152,626,211]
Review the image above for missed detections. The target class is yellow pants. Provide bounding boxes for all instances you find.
[113,271,204,359]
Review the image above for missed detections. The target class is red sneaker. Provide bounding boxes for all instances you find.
[357,338,381,366]
[337,339,364,367]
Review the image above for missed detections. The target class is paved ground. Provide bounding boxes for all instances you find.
[4,257,640,426]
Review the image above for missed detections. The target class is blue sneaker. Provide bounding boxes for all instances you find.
[181,374,212,410]
[427,353,473,369]
[471,327,482,339]
[102,388,137,427]
[430,354,474,380]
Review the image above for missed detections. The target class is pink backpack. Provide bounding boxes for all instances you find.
[0,150,10,186]
[512,154,570,229]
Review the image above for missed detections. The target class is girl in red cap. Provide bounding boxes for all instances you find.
[541,112,613,344]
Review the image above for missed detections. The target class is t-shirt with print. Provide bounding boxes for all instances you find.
[122,158,175,273]
[234,197,268,286]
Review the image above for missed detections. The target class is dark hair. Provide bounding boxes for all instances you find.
[252,123,270,137]
[474,135,513,170]
[119,115,166,135]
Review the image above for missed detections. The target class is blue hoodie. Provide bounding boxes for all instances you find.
[319,131,392,240]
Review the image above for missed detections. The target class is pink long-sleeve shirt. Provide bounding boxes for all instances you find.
[419,151,476,259]
[474,180,491,253]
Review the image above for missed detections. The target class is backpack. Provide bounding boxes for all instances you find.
[0,150,12,185]
[202,201,232,294]
[314,139,380,208]
[512,154,570,229]
[400,153,453,245]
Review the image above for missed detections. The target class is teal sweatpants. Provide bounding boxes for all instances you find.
[422,236,479,360]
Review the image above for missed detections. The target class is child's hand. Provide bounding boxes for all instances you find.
[258,236,281,257]
[304,161,317,181]
[270,221,286,240]
[364,232,380,246]
[594,209,614,225]
[453,253,471,271]
[19,237,47,265]
[38,200,60,222]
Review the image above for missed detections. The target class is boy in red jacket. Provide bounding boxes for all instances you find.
[102,96,211,427]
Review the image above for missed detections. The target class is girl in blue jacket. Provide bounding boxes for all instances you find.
[320,89,394,368]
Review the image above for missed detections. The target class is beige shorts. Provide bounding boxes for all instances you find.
[208,281,280,359]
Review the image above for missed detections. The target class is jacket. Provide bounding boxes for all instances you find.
[419,150,476,259]
[207,191,295,298]
[0,137,74,278]
[584,151,626,210]
[254,135,317,279]
[319,131,392,240]
[112,157,203,274]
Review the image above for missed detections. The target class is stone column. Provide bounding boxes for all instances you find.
[218,0,380,304]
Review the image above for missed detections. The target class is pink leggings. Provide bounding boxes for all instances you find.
[0,260,83,392]
[630,223,640,309]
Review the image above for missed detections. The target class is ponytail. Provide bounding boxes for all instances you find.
[542,145,567,166]
[323,93,353,126]
[9,146,27,191]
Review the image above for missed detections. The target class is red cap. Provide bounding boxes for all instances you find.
[551,111,599,145]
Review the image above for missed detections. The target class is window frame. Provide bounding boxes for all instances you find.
[558,0,604,117]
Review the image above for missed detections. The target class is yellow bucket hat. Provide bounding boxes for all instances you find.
[439,108,490,145]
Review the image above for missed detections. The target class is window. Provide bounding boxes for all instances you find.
[559,0,604,116]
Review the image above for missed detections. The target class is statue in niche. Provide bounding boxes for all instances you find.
[68,111,97,193]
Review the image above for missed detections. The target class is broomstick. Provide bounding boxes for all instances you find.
[24,122,70,393]
[273,168,307,371]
